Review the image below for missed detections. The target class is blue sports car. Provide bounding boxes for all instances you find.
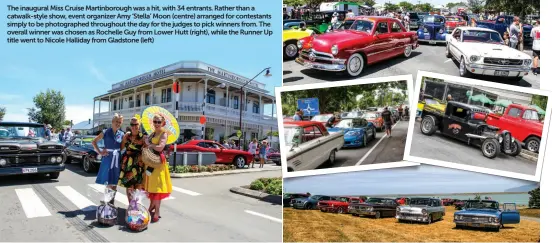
[327,118,376,148]
[417,15,447,44]
[454,200,520,231]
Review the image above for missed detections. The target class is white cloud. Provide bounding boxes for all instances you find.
[87,62,110,85]
[65,104,94,124]
[3,113,29,122]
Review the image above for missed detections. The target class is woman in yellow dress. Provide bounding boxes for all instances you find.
[143,114,172,223]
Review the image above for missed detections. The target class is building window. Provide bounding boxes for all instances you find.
[233,96,239,109]
[161,88,172,103]
[251,132,258,140]
[113,100,117,111]
[145,93,150,105]
[136,94,141,107]
[119,98,123,110]
[207,90,216,104]
[253,101,260,114]
[129,96,134,108]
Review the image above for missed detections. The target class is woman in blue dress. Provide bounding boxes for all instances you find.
[92,113,125,204]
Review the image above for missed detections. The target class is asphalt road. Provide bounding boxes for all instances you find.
[283,44,540,89]
[0,163,282,242]
[317,120,408,169]
[409,120,536,175]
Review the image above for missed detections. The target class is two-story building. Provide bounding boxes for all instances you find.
[92,61,278,144]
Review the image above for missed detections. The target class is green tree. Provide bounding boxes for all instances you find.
[467,0,485,14]
[27,89,66,130]
[0,107,5,121]
[284,0,305,7]
[446,2,458,8]
[528,187,540,208]
[485,0,539,20]
[384,3,399,12]
[474,194,481,200]
[364,0,377,7]
[531,95,548,110]
[416,3,433,12]
[398,1,415,11]
[63,120,71,126]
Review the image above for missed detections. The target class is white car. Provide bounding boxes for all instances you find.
[445,27,532,82]
[283,121,344,172]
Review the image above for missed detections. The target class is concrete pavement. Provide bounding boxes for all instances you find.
[409,120,537,175]
[0,163,282,242]
[283,45,540,89]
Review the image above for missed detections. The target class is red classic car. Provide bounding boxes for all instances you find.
[295,16,419,77]
[311,113,340,126]
[362,111,384,131]
[318,196,364,214]
[444,16,466,33]
[169,140,253,168]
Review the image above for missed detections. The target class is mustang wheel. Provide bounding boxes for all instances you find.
[420,115,438,135]
[525,137,540,153]
[427,214,432,224]
[403,45,412,58]
[445,43,452,58]
[459,57,472,78]
[375,211,381,219]
[233,156,247,168]
[284,42,298,59]
[346,53,364,77]
[327,149,336,165]
[481,138,499,159]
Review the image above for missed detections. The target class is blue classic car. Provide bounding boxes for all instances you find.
[476,16,533,46]
[454,200,520,231]
[417,15,447,44]
[327,118,376,148]
[291,195,332,210]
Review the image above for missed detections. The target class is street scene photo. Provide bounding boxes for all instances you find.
[278,78,411,173]
[407,72,550,180]
[283,165,540,242]
[282,0,541,89]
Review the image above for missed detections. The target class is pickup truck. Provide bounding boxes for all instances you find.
[283,121,344,172]
[454,200,520,231]
[476,16,533,46]
[473,103,543,153]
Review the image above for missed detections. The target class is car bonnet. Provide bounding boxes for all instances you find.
[454,209,500,217]
[459,42,531,59]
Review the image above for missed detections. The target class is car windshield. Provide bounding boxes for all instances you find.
[284,127,302,146]
[311,114,332,122]
[366,198,384,203]
[425,99,440,105]
[463,30,503,44]
[409,13,419,19]
[310,195,321,200]
[0,124,45,139]
[423,16,444,23]
[350,20,374,33]
[446,17,462,21]
[523,109,540,120]
[337,19,355,30]
[465,201,499,210]
[338,197,349,202]
[410,198,431,205]
[363,113,379,119]
[335,119,363,128]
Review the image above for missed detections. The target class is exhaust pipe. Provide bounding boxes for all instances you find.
[465,133,487,139]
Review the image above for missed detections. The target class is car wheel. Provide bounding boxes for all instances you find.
[403,44,413,58]
[327,149,336,165]
[346,53,364,77]
[49,172,60,180]
[459,57,472,78]
[82,156,95,173]
[306,203,313,210]
[445,43,452,58]
[420,115,438,135]
[284,42,299,59]
[362,134,367,147]
[337,207,344,214]
[233,156,247,168]
[372,128,376,139]
[525,137,540,153]
[427,213,432,224]
[375,211,381,219]
[481,138,499,159]
[507,140,522,157]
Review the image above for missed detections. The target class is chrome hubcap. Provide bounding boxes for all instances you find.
[285,44,297,57]
[485,142,496,155]
[330,151,335,161]
[422,119,432,132]
[404,45,412,56]
[528,141,539,151]
[84,158,89,171]
[349,56,361,72]
[238,157,245,167]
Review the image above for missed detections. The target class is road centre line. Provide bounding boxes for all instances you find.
[15,188,52,218]
[244,210,283,223]
[355,121,400,166]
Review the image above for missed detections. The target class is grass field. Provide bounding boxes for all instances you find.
[283,206,540,242]
[519,208,540,218]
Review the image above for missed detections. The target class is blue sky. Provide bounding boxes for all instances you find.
[284,165,539,195]
[1,0,281,123]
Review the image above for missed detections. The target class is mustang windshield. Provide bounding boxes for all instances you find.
[0,125,45,138]
[350,20,374,33]
[465,201,499,210]
[462,30,503,44]
[410,198,431,205]
[284,127,302,146]
[311,114,332,122]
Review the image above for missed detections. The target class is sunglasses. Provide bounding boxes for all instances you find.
[153,120,162,124]
[130,123,139,127]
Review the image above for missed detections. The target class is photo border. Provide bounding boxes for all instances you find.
[404,71,552,182]
[276,75,420,178]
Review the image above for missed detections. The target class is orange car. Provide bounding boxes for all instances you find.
[362,112,383,131]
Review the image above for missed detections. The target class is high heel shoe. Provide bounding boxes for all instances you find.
[152,216,159,223]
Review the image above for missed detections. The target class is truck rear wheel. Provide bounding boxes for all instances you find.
[420,115,438,135]
[481,138,499,159]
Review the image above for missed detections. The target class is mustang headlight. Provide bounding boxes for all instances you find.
[50,156,57,163]
[346,131,360,136]
[297,40,304,49]
[469,55,481,62]
[494,217,500,223]
[56,156,63,163]
[523,59,532,66]
[488,217,493,222]
[331,44,338,55]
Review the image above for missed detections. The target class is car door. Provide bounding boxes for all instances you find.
[370,20,393,63]
[389,19,409,57]
[501,203,520,224]
[442,104,470,142]
[309,125,327,167]
[501,107,521,135]
[448,28,462,60]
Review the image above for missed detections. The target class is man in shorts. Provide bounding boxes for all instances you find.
[531,20,540,75]
[381,107,393,137]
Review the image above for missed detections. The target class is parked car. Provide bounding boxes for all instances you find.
[296,16,418,77]
[408,12,423,30]
[417,15,447,44]
[349,197,399,218]
[311,113,339,127]
[341,111,363,119]
[441,198,455,206]
[267,148,281,166]
[446,27,532,81]
[396,197,410,205]
[454,200,520,231]
[319,196,364,214]
[327,118,376,148]
[284,193,310,207]
[396,197,445,224]
[283,26,316,60]
[362,112,384,131]
[305,10,348,33]
[65,136,103,173]
[291,195,331,210]
[0,122,66,179]
[454,200,467,210]
[476,15,532,46]
[170,140,253,168]
[444,16,466,33]
[283,121,344,172]
[417,94,447,116]
[420,101,522,159]
[478,104,543,153]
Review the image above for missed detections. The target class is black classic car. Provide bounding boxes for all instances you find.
[0,122,66,179]
[65,136,103,173]
[348,197,399,218]
[420,101,521,159]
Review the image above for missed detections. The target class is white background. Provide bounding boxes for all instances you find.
[540,0,549,241]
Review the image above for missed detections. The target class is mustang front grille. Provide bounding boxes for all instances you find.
[483,58,523,66]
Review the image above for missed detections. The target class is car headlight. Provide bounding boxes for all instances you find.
[331,44,338,55]
[523,59,532,66]
[494,217,500,223]
[469,55,481,62]
[422,209,428,216]
[488,217,493,222]
[368,207,373,211]
[439,29,444,34]
[348,206,353,210]
[424,28,428,33]
[346,131,360,136]
[96,155,102,160]
[0,158,7,166]
[50,156,57,163]
[297,40,303,49]
[56,156,63,163]
[459,215,463,220]
[397,207,401,212]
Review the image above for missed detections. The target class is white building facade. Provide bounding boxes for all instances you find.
[92,61,277,143]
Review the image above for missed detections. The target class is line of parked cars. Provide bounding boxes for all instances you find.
[285,193,521,231]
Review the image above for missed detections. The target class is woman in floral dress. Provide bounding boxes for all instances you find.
[118,117,146,203]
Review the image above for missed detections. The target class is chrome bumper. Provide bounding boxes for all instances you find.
[295,50,347,72]
[396,214,429,222]
[467,63,532,72]
[295,57,346,71]
[454,220,500,228]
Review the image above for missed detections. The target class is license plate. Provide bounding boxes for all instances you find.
[495,71,509,76]
[22,168,38,173]
[470,223,480,227]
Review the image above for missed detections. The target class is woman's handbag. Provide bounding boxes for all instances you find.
[142,147,163,168]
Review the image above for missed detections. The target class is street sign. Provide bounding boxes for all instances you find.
[236,130,242,138]
[173,82,180,93]
[199,115,206,124]
[297,98,320,116]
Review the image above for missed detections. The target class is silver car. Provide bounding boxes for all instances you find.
[396,198,445,224]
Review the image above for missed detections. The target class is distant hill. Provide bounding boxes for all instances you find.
[504,184,538,193]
